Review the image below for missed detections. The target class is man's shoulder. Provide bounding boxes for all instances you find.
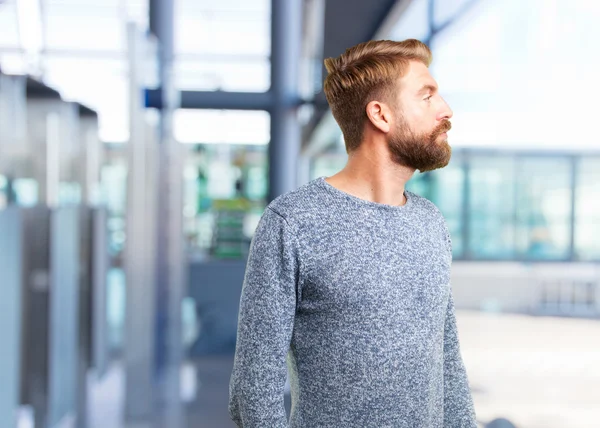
[266,178,322,224]
[406,190,442,215]
[406,190,447,223]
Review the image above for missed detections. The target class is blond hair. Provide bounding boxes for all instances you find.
[323,39,432,152]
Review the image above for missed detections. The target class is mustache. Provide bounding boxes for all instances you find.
[432,120,452,137]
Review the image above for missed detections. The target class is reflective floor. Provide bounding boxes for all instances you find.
[187,355,292,428]
[82,311,600,428]
[188,356,237,428]
[85,358,238,428]
[461,311,600,428]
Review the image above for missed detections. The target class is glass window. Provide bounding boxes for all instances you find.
[175,58,270,92]
[468,155,517,259]
[22,1,148,142]
[0,174,7,209]
[0,2,19,47]
[12,178,39,207]
[430,155,466,257]
[389,0,430,42]
[177,12,270,57]
[45,3,125,51]
[575,157,600,261]
[515,157,572,260]
[244,165,267,201]
[310,153,347,180]
[123,0,149,30]
[107,267,126,352]
[0,52,27,75]
[408,169,468,256]
[100,160,127,257]
[406,171,432,200]
[42,56,129,142]
[174,109,270,145]
[433,0,482,28]
[184,143,268,260]
[175,0,270,92]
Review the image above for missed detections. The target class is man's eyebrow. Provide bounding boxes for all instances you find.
[417,84,438,95]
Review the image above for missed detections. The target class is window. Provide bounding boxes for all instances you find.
[175,58,270,93]
[45,3,125,51]
[389,0,430,43]
[575,157,600,260]
[431,154,466,257]
[183,143,268,259]
[0,174,7,209]
[467,155,517,259]
[515,157,572,260]
[174,109,270,145]
[0,2,20,47]
[310,153,347,181]
[175,0,271,92]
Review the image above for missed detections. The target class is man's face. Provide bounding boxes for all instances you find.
[387,60,453,173]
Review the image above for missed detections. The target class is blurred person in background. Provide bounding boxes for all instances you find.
[228,39,476,427]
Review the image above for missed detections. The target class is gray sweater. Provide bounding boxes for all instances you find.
[229,176,477,427]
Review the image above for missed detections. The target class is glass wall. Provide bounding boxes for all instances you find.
[170,107,270,260]
[175,0,271,93]
[310,149,600,262]
[407,155,466,255]
[515,157,573,260]
[0,175,6,209]
[468,155,516,259]
[429,153,466,256]
[310,153,347,179]
[98,146,127,353]
[100,153,128,262]
[575,157,600,260]
[183,143,268,260]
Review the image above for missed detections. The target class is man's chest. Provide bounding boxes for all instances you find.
[298,222,451,318]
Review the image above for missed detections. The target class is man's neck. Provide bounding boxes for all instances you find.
[324,149,415,207]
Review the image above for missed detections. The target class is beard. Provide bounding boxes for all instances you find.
[387,118,452,173]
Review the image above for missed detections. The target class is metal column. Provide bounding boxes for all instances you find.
[0,208,23,428]
[48,207,80,427]
[269,0,303,202]
[124,23,157,422]
[151,0,185,423]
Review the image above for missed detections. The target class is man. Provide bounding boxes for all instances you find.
[229,39,477,427]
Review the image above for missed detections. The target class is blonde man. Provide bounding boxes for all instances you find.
[229,39,477,427]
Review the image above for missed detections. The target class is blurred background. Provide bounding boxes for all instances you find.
[0,0,599,427]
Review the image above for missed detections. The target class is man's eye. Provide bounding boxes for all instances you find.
[424,95,432,101]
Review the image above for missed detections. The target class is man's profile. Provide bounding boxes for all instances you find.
[228,39,477,427]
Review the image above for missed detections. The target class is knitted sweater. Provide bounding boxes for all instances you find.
[229,176,477,427]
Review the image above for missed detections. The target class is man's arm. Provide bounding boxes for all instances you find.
[443,291,478,427]
[440,221,477,426]
[228,207,299,427]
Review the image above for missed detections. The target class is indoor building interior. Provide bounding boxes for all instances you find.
[0,0,599,427]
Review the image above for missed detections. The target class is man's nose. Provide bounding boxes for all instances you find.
[438,98,453,121]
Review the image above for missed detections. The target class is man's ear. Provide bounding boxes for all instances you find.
[365,100,392,134]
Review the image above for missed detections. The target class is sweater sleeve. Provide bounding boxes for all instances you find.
[228,207,299,428]
[441,221,477,427]
[442,291,477,426]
